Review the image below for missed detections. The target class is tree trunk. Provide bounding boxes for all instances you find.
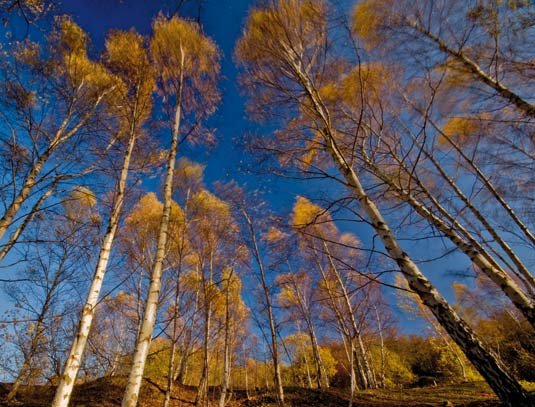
[52,115,139,407]
[219,271,233,407]
[0,98,104,241]
[11,259,60,403]
[427,109,535,248]
[163,271,182,407]
[244,351,250,400]
[121,65,183,407]
[242,210,284,405]
[407,133,535,293]
[410,21,535,118]
[196,256,214,407]
[302,306,327,388]
[7,319,47,404]
[373,306,386,389]
[362,151,535,328]
[313,255,358,395]
[322,242,375,389]
[348,341,356,407]
[0,180,57,261]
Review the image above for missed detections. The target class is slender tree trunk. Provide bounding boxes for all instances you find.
[302,345,313,388]
[52,115,139,407]
[163,334,178,407]
[410,21,535,118]
[7,320,46,403]
[196,256,213,407]
[10,256,61,403]
[163,271,182,407]
[408,134,535,293]
[322,242,375,389]
[174,287,199,384]
[301,305,327,388]
[164,195,190,406]
[244,346,250,400]
[0,98,104,241]
[121,64,183,407]
[373,306,386,389]
[352,343,368,389]
[219,270,233,407]
[348,341,356,407]
[313,255,357,396]
[362,151,535,327]
[0,180,57,261]
[427,116,535,248]
[296,321,313,389]
[7,359,30,404]
[242,210,284,405]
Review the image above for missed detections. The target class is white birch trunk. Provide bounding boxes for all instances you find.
[121,61,183,406]
[242,210,285,405]
[52,119,138,407]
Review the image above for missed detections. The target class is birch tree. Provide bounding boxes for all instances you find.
[291,197,377,398]
[230,193,286,405]
[276,270,328,389]
[4,186,99,403]
[122,15,219,407]
[352,0,535,292]
[52,29,154,407]
[0,16,119,250]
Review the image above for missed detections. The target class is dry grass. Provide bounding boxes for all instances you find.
[1,378,533,406]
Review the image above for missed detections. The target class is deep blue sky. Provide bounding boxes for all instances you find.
[57,0,469,334]
[60,0,253,185]
[0,0,477,338]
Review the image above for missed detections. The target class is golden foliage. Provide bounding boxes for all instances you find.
[440,117,480,145]
[150,15,220,90]
[69,186,97,208]
[299,131,323,170]
[49,17,124,104]
[190,189,231,221]
[104,29,154,125]
[4,80,36,111]
[263,226,288,242]
[23,0,44,14]
[124,193,185,252]
[338,232,361,249]
[105,30,150,86]
[291,195,328,229]
[320,62,395,110]
[188,189,238,248]
[174,158,205,194]
[13,41,40,67]
[63,186,99,224]
[237,0,326,66]
[278,285,299,307]
[52,16,87,57]
[353,0,384,48]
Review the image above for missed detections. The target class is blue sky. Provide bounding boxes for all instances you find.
[58,0,468,333]
[0,0,478,337]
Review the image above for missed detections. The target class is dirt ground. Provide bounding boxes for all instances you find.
[1,378,532,406]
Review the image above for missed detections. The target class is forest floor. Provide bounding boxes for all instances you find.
[1,378,534,406]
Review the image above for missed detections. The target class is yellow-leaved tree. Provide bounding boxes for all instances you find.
[121,15,220,407]
[51,27,155,407]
